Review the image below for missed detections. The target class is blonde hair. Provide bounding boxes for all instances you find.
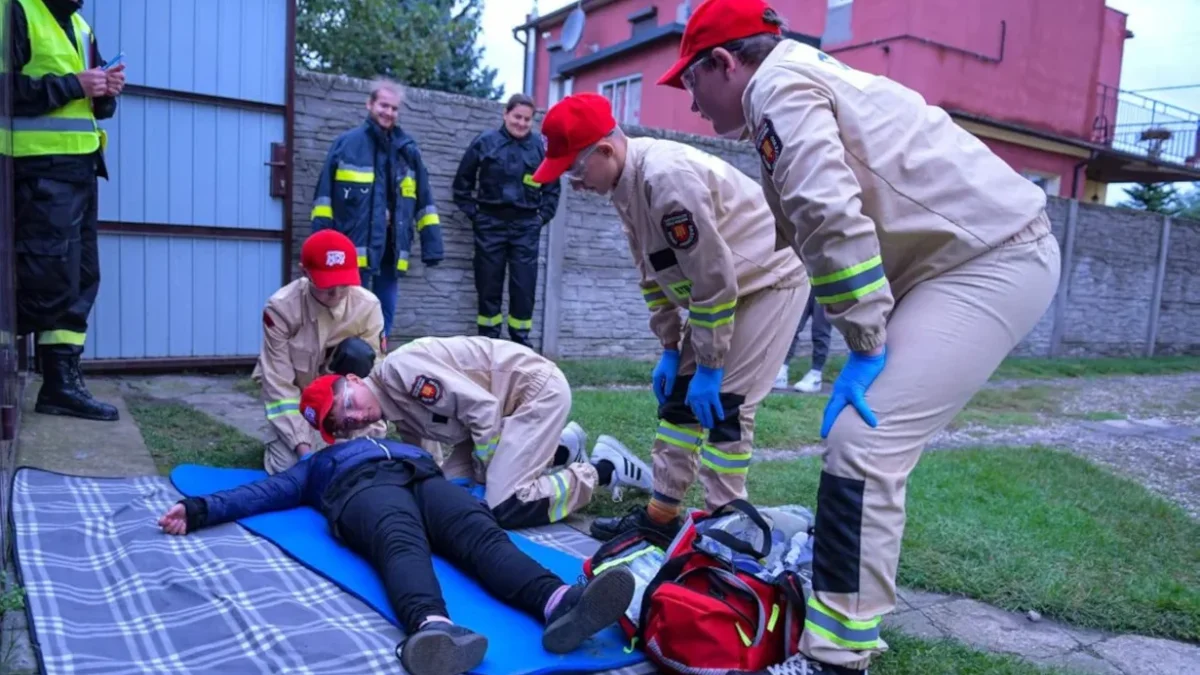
[369,77,405,104]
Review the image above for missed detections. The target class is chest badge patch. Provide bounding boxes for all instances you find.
[756,116,782,174]
[411,375,443,405]
[661,210,699,250]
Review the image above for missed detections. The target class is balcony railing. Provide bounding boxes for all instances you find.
[1092,84,1200,167]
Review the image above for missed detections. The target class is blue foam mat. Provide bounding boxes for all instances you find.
[170,464,644,675]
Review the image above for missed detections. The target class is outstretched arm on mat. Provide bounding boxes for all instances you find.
[159,462,311,535]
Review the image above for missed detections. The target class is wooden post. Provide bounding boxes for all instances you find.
[1144,215,1172,358]
[539,179,568,359]
[1049,200,1079,357]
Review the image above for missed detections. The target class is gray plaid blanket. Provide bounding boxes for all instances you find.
[11,468,655,675]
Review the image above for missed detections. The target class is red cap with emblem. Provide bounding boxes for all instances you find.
[532,93,617,184]
[657,0,783,89]
[300,374,341,443]
[301,230,361,289]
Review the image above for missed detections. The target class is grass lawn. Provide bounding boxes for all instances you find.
[587,447,1200,643]
[571,388,829,448]
[127,396,262,474]
[947,385,1061,429]
[556,355,1200,388]
[129,389,1200,644]
[569,384,1062,453]
[872,631,1069,675]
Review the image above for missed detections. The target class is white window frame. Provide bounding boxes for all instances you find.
[1021,170,1062,196]
[598,74,643,125]
[548,76,574,107]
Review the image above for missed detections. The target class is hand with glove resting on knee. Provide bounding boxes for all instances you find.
[685,365,725,430]
[651,348,681,405]
[820,346,887,438]
[651,349,726,430]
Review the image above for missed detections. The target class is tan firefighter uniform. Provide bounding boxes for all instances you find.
[254,277,388,474]
[742,39,1061,669]
[362,335,597,529]
[613,136,809,511]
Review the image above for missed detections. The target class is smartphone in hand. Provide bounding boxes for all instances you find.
[103,52,125,71]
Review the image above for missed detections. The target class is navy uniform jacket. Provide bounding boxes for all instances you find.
[310,117,444,275]
[452,125,561,224]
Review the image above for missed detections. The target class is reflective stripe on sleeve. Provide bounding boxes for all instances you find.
[812,256,887,305]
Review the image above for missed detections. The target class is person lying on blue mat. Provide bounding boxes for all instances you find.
[157,435,636,675]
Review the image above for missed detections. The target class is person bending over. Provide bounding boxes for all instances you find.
[304,335,652,529]
[158,436,635,675]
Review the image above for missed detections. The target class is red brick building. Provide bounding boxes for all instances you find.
[513,0,1200,200]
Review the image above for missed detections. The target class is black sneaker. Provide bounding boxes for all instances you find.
[729,654,867,675]
[542,567,636,654]
[589,505,681,542]
[395,622,488,675]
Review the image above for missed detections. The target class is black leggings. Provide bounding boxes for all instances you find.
[336,473,565,633]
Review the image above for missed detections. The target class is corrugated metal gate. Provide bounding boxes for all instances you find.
[79,0,295,369]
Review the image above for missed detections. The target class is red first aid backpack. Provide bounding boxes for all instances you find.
[583,500,808,675]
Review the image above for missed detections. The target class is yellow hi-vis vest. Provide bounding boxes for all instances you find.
[10,0,101,157]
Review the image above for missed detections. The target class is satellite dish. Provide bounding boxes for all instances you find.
[561,5,586,51]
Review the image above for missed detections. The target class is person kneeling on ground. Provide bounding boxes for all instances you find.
[303,335,653,530]
[157,435,636,675]
[255,229,389,475]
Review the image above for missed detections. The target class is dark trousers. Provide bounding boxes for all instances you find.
[335,471,564,634]
[784,289,832,371]
[473,213,540,346]
[14,176,100,346]
[364,242,401,337]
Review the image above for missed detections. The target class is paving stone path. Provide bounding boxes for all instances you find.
[886,587,1200,675]
[118,373,1200,675]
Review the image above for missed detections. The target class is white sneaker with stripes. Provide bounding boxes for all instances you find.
[559,421,589,465]
[590,435,653,502]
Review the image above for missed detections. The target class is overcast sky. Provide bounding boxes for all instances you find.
[479,0,1200,200]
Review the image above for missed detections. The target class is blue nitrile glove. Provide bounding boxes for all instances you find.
[685,365,726,430]
[820,347,887,438]
[652,349,681,406]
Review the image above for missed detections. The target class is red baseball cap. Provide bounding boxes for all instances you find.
[532,93,617,184]
[301,230,361,289]
[657,0,783,89]
[300,374,341,443]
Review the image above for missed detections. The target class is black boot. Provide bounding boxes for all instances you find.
[478,325,502,340]
[589,505,682,542]
[508,330,533,350]
[34,345,119,422]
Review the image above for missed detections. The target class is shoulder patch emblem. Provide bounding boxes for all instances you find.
[661,210,699,250]
[263,310,275,329]
[303,406,318,425]
[755,116,782,175]
[410,375,443,405]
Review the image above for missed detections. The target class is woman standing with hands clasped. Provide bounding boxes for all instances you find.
[453,95,562,350]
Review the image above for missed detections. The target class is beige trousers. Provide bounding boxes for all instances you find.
[801,215,1061,670]
[441,366,597,529]
[652,283,807,511]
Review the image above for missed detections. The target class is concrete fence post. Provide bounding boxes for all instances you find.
[1144,215,1172,358]
[1049,199,1079,357]
[539,179,568,359]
